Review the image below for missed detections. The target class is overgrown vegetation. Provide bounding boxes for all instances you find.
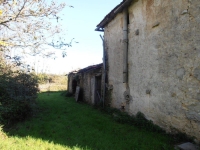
[0,0,68,126]
[37,73,67,92]
[65,91,73,97]
[98,107,194,145]
[102,108,163,132]
[36,73,67,85]
[0,92,175,150]
[0,56,39,124]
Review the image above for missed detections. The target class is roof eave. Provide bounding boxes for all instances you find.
[95,27,104,32]
[96,0,133,30]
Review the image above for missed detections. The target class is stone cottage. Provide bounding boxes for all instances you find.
[96,0,200,141]
[68,63,103,105]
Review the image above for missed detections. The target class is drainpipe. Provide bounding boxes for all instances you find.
[123,8,128,83]
[100,34,106,108]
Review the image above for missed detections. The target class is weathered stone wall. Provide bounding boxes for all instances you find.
[80,70,103,104]
[104,13,127,109]
[67,73,75,93]
[104,0,200,141]
[79,72,95,104]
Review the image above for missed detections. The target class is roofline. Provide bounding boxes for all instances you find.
[77,63,103,73]
[68,63,103,75]
[95,0,133,31]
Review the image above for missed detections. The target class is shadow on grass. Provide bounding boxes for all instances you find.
[2,91,175,150]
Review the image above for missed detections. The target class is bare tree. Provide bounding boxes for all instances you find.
[0,0,67,53]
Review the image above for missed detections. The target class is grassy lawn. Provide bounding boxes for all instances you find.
[0,92,174,150]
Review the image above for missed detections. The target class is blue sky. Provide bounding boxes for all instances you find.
[47,0,122,74]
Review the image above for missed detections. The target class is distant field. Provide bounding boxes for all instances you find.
[39,83,67,92]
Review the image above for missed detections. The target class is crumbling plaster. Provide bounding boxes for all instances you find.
[104,0,200,140]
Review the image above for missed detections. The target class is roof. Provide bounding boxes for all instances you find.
[68,63,103,75]
[95,0,133,31]
[78,63,102,73]
[67,70,78,76]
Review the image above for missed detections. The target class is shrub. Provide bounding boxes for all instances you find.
[0,72,39,124]
[65,91,73,97]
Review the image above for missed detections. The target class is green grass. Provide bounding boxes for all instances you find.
[0,92,174,150]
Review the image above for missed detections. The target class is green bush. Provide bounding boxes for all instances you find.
[0,73,39,124]
[65,91,73,97]
[36,73,49,84]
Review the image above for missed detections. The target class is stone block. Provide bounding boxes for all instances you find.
[176,142,199,150]
[176,68,185,80]
[194,66,200,81]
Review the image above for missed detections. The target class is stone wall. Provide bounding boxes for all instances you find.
[104,0,200,141]
[79,72,95,104]
[68,67,102,105]
[67,73,75,94]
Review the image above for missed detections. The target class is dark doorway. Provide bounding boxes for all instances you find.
[72,79,77,94]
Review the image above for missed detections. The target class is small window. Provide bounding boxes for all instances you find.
[127,12,130,25]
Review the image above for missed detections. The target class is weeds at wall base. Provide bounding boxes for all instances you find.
[58,91,197,146]
[97,106,195,145]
